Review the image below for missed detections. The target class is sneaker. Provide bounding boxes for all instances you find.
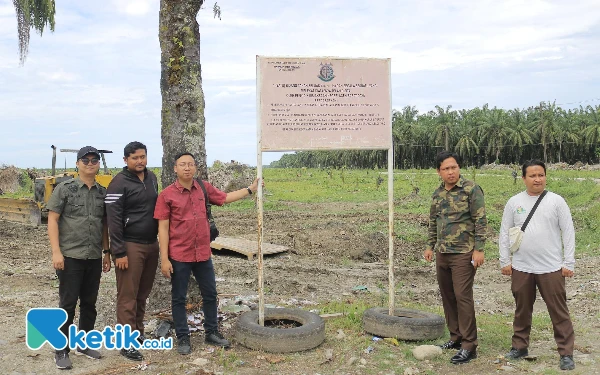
[54,350,72,370]
[205,331,231,348]
[120,348,143,361]
[505,347,529,360]
[74,347,102,359]
[137,334,146,345]
[177,335,192,355]
[560,355,575,370]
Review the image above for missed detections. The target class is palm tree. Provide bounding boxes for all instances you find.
[554,109,580,163]
[506,109,535,163]
[477,107,513,163]
[11,0,220,183]
[159,0,221,184]
[431,105,456,151]
[454,109,479,165]
[581,105,600,163]
[12,0,55,65]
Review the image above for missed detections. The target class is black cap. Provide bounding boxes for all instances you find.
[77,146,100,160]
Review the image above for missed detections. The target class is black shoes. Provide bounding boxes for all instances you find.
[205,331,231,348]
[560,355,575,371]
[438,340,462,350]
[451,348,477,364]
[120,348,143,361]
[505,347,529,360]
[177,335,192,355]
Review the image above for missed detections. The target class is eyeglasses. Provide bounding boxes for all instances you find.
[80,158,100,165]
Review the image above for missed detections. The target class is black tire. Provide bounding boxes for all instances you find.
[362,307,445,341]
[234,308,325,353]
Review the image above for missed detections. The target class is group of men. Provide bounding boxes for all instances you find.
[46,145,577,372]
[47,143,260,370]
[426,151,576,371]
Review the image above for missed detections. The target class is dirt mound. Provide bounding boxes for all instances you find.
[0,165,20,194]
[208,160,257,192]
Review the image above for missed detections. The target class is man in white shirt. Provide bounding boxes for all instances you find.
[499,160,576,371]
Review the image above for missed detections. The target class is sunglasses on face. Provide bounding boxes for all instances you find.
[80,158,100,165]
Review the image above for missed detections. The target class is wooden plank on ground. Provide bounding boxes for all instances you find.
[211,236,288,260]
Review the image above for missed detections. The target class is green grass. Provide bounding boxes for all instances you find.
[6,166,599,257]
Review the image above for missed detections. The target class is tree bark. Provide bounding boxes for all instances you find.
[159,0,208,187]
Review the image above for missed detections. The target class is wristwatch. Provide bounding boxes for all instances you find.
[246,187,252,195]
[103,249,111,255]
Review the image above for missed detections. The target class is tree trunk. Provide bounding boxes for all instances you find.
[159,0,208,187]
[444,126,449,151]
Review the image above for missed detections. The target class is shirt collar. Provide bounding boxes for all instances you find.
[74,176,102,190]
[174,179,199,192]
[439,175,465,189]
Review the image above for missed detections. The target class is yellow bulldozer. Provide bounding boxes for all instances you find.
[0,145,113,225]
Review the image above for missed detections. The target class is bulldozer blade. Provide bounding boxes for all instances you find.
[0,198,41,226]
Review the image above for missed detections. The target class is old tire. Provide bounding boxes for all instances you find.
[362,307,445,341]
[235,308,325,353]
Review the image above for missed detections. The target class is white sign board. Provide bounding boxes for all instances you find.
[257,57,391,151]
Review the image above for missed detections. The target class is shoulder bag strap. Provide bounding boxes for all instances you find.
[196,178,214,222]
[521,190,547,232]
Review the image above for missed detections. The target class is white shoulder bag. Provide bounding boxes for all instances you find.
[509,190,547,254]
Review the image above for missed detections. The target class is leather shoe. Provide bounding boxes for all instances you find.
[438,340,462,350]
[451,348,477,364]
[560,355,575,370]
[120,348,143,361]
[505,347,528,360]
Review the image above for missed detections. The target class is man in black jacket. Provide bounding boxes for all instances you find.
[105,141,159,361]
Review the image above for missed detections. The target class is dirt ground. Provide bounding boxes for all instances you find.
[0,201,598,374]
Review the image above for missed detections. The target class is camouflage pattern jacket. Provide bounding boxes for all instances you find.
[426,177,487,254]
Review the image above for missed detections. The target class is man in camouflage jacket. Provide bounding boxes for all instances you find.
[423,151,487,364]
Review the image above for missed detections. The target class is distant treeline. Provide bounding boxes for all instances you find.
[269,102,600,169]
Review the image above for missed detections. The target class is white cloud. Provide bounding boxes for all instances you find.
[38,69,79,82]
[0,0,599,168]
[113,0,154,16]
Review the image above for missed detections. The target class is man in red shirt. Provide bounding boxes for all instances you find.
[154,152,260,355]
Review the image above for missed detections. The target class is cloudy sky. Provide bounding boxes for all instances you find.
[0,0,599,168]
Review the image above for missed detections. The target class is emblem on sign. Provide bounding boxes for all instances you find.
[318,63,335,82]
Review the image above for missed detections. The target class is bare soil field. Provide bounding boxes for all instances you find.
[0,201,598,374]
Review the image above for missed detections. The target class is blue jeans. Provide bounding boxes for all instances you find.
[170,258,218,338]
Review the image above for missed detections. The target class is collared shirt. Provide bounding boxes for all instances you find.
[46,177,106,259]
[426,176,487,254]
[153,179,227,262]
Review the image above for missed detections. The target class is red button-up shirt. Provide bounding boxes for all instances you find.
[154,180,227,262]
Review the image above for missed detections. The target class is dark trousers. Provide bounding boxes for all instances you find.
[436,251,478,351]
[115,241,159,334]
[56,257,102,352]
[511,269,575,355]
[171,258,218,338]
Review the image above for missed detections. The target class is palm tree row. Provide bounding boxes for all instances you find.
[269,102,600,169]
